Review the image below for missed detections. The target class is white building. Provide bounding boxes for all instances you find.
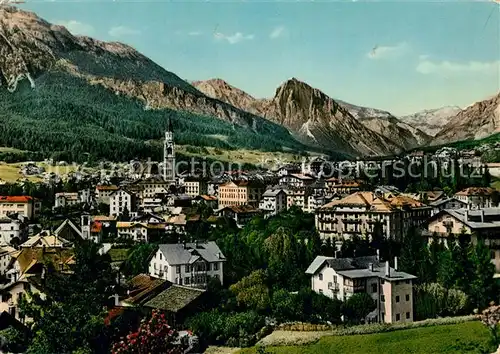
[0,246,17,275]
[0,216,27,246]
[149,242,226,288]
[54,192,79,209]
[306,255,416,324]
[110,188,137,217]
[259,188,287,216]
[454,187,496,209]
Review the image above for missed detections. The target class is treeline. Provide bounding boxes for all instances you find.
[361,158,493,194]
[0,72,313,163]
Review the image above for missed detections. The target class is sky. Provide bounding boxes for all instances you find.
[18,0,500,116]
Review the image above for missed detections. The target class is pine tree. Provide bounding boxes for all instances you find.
[428,233,445,283]
[469,238,495,309]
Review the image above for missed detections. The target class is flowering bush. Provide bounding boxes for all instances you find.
[111,310,185,354]
[476,302,500,346]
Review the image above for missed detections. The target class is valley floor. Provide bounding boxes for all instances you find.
[238,321,495,354]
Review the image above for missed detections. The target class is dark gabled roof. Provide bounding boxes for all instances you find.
[144,285,205,313]
[124,274,168,305]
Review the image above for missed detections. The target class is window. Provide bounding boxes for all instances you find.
[491,250,496,260]
[176,266,181,274]
[405,280,410,284]
[380,279,385,285]
[319,273,323,281]
[406,312,410,319]
[159,253,162,260]
[185,265,191,273]
[213,262,219,271]
[405,294,410,301]
[396,313,400,321]
[319,289,323,294]
[371,284,377,293]
[185,277,190,285]
[396,296,400,303]
[381,295,385,302]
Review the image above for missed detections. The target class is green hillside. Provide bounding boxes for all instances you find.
[240,321,495,354]
[0,71,318,163]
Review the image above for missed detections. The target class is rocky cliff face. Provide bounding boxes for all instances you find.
[399,106,462,137]
[432,93,500,145]
[193,78,432,155]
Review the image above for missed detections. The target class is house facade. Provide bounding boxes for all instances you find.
[454,187,496,209]
[54,192,79,209]
[427,208,500,272]
[0,196,40,220]
[306,255,416,324]
[110,188,138,217]
[183,177,208,197]
[259,188,287,215]
[279,174,314,188]
[315,192,430,241]
[218,180,265,209]
[95,185,119,204]
[0,216,27,246]
[149,242,226,288]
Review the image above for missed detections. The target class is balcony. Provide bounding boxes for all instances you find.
[328,282,340,292]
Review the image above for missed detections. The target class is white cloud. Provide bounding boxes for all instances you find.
[188,31,203,36]
[367,42,409,60]
[53,20,94,36]
[108,26,141,37]
[416,59,500,76]
[214,31,254,44]
[270,26,285,39]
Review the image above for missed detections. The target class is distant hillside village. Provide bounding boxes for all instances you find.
[0,125,499,353]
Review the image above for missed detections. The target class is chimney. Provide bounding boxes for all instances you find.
[385,261,390,277]
[465,210,468,221]
[394,256,398,271]
[481,209,485,223]
[368,263,374,272]
[376,249,380,261]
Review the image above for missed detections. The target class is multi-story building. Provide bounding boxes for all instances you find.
[279,174,314,188]
[454,187,496,209]
[0,216,28,246]
[116,222,165,242]
[183,177,209,197]
[427,208,500,272]
[95,185,119,204]
[315,192,430,241]
[285,187,309,211]
[259,187,287,216]
[0,196,41,220]
[54,192,79,209]
[326,179,361,195]
[135,177,170,200]
[218,180,265,209]
[306,255,416,324]
[429,197,467,216]
[110,188,138,217]
[149,242,226,288]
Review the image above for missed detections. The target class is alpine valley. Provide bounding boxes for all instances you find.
[0,6,498,164]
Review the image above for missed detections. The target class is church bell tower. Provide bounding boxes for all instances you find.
[163,120,175,182]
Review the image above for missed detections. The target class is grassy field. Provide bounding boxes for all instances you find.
[239,322,495,354]
[177,145,322,167]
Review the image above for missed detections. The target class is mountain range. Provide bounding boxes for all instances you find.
[0,6,498,163]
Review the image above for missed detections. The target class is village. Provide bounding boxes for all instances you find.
[0,125,499,353]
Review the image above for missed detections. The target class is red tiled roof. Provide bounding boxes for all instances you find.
[96,185,119,191]
[0,196,33,203]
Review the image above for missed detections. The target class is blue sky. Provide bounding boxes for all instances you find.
[20,0,500,115]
